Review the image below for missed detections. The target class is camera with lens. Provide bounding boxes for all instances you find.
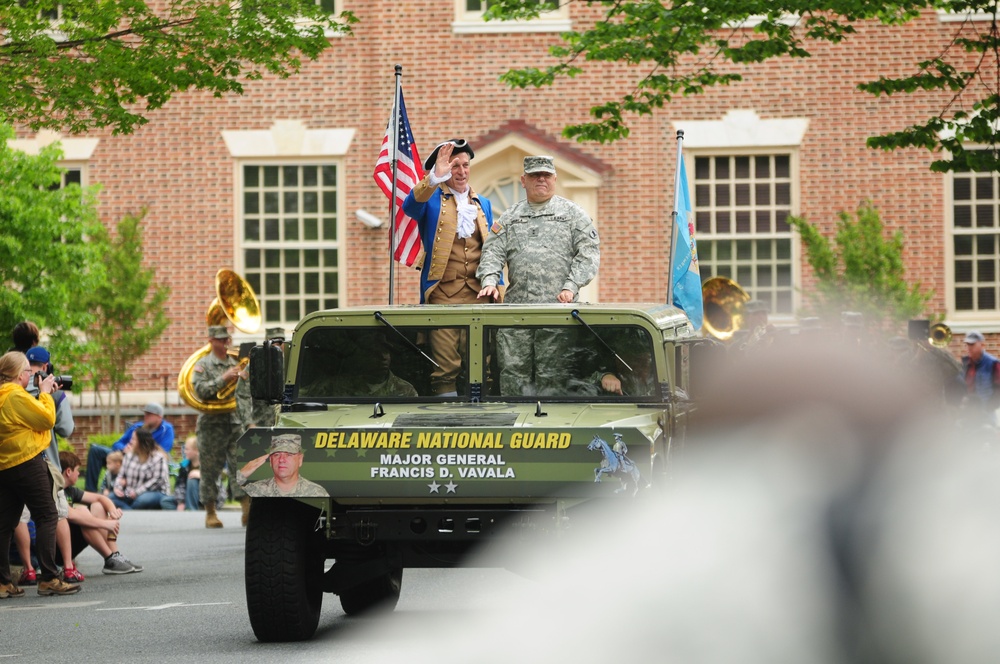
[33,371,73,391]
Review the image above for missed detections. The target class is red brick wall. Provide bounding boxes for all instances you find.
[21,3,990,392]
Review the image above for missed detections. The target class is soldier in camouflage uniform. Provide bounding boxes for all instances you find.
[192,325,246,528]
[235,327,284,431]
[236,433,327,498]
[477,156,601,396]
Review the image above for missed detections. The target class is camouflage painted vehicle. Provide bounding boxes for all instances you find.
[242,303,698,642]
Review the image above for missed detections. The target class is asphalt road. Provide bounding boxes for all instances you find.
[0,508,534,664]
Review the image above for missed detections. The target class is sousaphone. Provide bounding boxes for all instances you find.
[701,276,749,342]
[177,269,262,413]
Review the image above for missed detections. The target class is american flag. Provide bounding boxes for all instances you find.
[373,90,424,267]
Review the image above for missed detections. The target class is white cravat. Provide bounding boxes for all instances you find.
[453,188,477,239]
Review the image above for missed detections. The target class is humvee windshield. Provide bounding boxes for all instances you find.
[294,324,658,402]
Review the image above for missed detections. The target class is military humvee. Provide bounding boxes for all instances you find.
[242,303,697,642]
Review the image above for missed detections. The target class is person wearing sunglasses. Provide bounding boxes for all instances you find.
[403,138,501,397]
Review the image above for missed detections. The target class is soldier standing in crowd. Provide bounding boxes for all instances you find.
[192,325,247,528]
[403,139,500,397]
[477,155,601,395]
[236,327,284,431]
[237,433,327,498]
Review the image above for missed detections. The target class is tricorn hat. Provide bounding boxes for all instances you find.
[423,139,475,171]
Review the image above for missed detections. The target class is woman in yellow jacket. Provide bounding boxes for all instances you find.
[0,351,79,598]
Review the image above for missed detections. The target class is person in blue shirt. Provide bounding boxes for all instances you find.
[84,403,174,492]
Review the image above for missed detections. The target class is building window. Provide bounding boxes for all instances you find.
[46,166,82,191]
[241,163,341,326]
[952,162,1000,312]
[453,0,570,33]
[479,176,522,217]
[692,153,795,315]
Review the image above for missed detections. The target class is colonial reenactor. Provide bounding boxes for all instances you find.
[237,433,327,498]
[192,325,247,528]
[403,138,500,397]
[477,156,601,396]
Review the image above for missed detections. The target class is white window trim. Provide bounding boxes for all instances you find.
[943,154,1000,331]
[675,111,807,322]
[295,0,348,38]
[452,0,571,34]
[8,130,99,161]
[937,8,998,22]
[674,109,809,150]
[223,121,354,316]
[221,120,354,158]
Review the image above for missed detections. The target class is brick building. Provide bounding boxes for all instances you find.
[10,2,995,452]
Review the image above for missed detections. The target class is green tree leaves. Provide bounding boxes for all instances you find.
[0,123,105,364]
[0,1,356,135]
[487,0,1000,169]
[788,202,932,330]
[85,210,170,429]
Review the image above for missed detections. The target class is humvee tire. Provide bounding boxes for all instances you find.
[245,498,324,642]
[339,564,402,615]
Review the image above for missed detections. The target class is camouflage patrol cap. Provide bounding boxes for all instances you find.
[207,325,231,340]
[264,327,285,342]
[523,156,556,175]
[269,433,302,455]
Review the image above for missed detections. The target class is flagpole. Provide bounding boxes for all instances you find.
[387,64,403,305]
[666,129,684,307]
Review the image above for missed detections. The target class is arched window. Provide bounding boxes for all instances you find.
[479,176,522,216]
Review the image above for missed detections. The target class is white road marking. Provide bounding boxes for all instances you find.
[0,600,104,612]
[95,601,232,612]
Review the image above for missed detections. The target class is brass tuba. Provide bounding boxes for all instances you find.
[929,322,952,347]
[177,269,262,413]
[701,276,749,342]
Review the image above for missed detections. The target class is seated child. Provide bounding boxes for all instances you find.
[174,435,202,511]
[57,451,144,575]
[101,451,124,496]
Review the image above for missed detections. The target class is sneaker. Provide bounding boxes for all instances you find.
[0,583,25,599]
[37,578,81,596]
[17,568,37,586]
[102,552,136,575]
[117,554,143,573]
[63,567,85,584]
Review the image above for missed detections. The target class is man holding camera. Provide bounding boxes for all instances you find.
[25,347,73,471]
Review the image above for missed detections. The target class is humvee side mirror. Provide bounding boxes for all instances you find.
[249,342,284,403]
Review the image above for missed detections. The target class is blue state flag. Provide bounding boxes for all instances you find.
[671,156,703,329]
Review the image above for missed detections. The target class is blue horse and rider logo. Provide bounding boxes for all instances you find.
[587,433,642,496]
